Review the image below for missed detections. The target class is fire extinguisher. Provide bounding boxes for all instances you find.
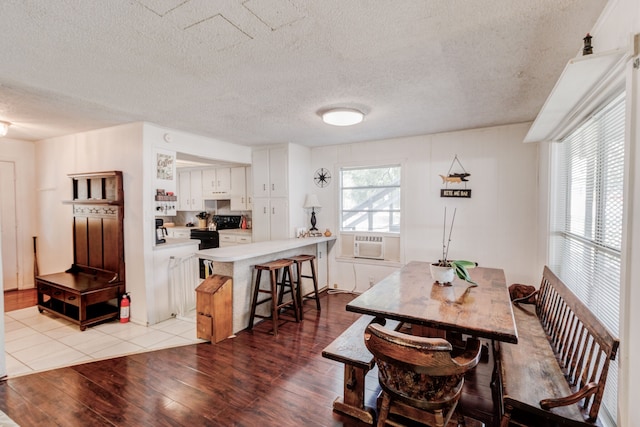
[120,293,130,323]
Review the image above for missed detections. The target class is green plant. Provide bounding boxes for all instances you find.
[436,207,477,285]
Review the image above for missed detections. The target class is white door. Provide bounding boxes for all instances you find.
[0,161,18,290]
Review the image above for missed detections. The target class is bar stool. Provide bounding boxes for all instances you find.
[285,254,321,320]
[248,259,300,336]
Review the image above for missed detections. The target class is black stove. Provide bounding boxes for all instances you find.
[189,215,242,249]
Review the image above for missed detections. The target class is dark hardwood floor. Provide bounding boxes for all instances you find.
[0,291,497,426]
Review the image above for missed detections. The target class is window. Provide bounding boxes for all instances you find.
[340,165,401,233]
[549,92,624,425]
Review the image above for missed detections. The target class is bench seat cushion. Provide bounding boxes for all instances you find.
[500,303,585,424]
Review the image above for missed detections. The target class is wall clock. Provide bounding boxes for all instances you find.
[314,168,331,187]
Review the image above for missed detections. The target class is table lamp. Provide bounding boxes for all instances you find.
[304,194,322,231]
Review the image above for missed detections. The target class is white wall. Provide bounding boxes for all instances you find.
[311,122,540,293]
[0,138,36,289]
[34,123,148,321]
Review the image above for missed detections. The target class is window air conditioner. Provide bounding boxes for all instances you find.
[353,235,384,260]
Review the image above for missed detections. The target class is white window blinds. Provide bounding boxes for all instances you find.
[549,91,624,425]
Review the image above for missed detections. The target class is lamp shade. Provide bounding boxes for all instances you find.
[304,194,321,209]
[0,121,10,137]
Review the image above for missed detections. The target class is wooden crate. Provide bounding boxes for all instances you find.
[196,275,233,343]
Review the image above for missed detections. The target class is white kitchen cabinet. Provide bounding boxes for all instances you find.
[219,231,252,247]
[230,166,252,211]
[202,167,231,199]
[252,146,287,198]
[252,197,288,242]
[178,170,203,211]
[167,228,191,238]
[316,241,328,288]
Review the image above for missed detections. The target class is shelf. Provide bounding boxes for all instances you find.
[524,47,628,143]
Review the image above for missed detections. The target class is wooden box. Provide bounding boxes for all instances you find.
[196,274,233,343]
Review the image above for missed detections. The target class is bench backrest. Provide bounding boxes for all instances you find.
[537,266,619,421]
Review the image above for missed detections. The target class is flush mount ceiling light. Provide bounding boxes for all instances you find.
[0,121,10,137]
[321,108,364,126]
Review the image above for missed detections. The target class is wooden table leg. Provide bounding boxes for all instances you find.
[332,365,375,424]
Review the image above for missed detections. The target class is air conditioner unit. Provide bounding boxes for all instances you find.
[353,235,384,260]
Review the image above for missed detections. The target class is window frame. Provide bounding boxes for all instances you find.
[338,163,402,235]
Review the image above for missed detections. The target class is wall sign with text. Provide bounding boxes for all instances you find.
[440,155,471,198]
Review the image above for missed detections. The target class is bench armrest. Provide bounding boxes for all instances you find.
[539,382,598,410]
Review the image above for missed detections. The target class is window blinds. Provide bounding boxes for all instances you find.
[549,91,624,425]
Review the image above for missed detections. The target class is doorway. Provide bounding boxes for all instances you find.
[0,160,19,291]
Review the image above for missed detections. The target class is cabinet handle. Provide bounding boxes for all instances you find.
[272,184,275,191]
[272,207,275,214]
[241,197,244,203]
[319,251,322,259]
[263,184,266,191]
[263,207,267,214]
[68,296,76,301]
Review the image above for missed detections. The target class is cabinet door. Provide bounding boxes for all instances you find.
[202,169,216,197]
[316,241,328,288]
[245,167,253,210]
[269,146,288,198]
[252,198,270,242]
[269,197,289,240]
[178,171,191,210]
[230,167,247,211]
[216,168,231,194]
[190,170,203,211]
[252,148,270,197]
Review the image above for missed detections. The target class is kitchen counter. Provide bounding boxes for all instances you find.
[196,236,335,262]
[153,237,199,250]
[196,236,336,333]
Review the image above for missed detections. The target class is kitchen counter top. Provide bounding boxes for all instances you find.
[196,236,336,262]
[153,237,199,250]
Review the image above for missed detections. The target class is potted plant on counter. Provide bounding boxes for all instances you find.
[430,207,478,286]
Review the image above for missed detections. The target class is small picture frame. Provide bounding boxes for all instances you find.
[156,150,175,181]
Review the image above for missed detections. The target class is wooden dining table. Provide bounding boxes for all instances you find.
[347,261,518,344]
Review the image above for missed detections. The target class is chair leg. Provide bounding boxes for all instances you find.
[248,269,263,330]
[308,257,321,310]
[269,269,278,336]
[434,408,445,427]
[377,392,391,427]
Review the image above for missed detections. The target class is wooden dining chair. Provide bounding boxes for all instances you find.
[364,323,482,427]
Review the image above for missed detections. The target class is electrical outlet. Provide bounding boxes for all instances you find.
[333,283,338,289]
[369,277,375,287]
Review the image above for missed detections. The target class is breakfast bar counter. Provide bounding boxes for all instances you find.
[196,236,336,333]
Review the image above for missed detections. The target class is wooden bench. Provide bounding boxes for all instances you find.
[322,315,401,424]
[498,266,619,426]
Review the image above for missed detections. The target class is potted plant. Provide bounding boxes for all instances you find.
[430,207,477,286]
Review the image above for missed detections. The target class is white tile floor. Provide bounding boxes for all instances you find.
[4,307,205,377]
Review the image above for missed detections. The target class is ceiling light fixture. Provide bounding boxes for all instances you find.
[0,121,10,137]
[321,108,364,126]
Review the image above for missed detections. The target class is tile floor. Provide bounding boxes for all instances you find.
[4,307,204,377]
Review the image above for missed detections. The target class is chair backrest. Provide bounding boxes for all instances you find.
[364,323,482,408]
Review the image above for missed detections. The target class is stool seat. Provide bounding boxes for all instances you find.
[248,258,299,336]
[285,254,321,320]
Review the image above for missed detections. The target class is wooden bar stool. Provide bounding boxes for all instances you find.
[248,259,299,336]
[285,254,321,320]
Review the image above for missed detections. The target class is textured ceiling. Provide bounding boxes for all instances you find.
[0,0,607,145]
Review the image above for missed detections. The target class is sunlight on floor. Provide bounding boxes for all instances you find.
[4,307,204,378]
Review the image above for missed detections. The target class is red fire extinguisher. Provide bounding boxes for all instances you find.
[120,293,130,323]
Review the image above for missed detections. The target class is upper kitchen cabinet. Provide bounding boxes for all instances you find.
[252,146,287,198]
[230,166,252,211]
[202,167,231,200]
[178,170,203,211]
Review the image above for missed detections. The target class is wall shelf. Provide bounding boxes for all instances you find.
[524,47,628,143]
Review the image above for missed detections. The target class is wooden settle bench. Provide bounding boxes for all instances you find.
[322,315,401,424]
[498,266,619,426]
